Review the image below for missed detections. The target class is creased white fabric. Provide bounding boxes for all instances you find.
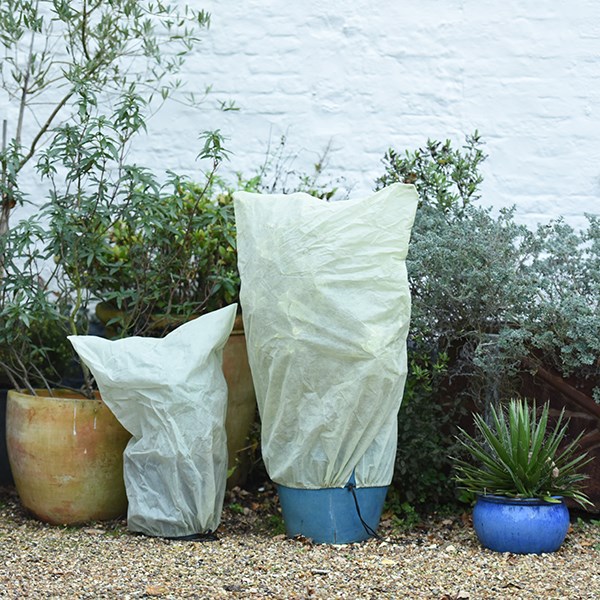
[234,184,418,489]
[68,304,236,537]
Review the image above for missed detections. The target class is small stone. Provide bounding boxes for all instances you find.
[83,528,105,536]
[145,585,168,596]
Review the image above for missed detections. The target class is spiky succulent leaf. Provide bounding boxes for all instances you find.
[453,398,593,508]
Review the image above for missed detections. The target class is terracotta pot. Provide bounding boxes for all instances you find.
[223,315,257,488]
[6,389,131,525]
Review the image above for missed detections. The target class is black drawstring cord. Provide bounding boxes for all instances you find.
[346,482,411,546]
[345,482,384,541]
[164,531,218,542]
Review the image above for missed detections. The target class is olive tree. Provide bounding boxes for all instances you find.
[0,0,211,235]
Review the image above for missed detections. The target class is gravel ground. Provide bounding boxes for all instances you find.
[0,485,598,599]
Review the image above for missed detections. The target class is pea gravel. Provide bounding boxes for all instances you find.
[0,486,598,599]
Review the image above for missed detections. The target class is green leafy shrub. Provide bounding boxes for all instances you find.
[377,132,600,510]
[1,97,230,394]
[393,348,458,508]
[376,132,486,211]
[37,90,237,341]
[91,173,247,337]
[0,1,225,396]
[518,218,600,400]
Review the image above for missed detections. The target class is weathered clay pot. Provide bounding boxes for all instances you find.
[223,315,257,488]
[6,389,131,525]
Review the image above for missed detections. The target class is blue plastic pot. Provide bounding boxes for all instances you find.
[473,494,570,554]
[277,480,388,544]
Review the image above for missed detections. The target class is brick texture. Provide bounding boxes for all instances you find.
[3,0,599,227]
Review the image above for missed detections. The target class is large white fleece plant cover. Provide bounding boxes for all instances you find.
[234,184,419,490]
[68,304,236,537]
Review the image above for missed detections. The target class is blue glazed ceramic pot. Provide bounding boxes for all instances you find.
[277,480,388,544]
[473,494,570,554]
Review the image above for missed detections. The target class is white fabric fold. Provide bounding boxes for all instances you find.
[69,304,237,537]
[234,184,418,489]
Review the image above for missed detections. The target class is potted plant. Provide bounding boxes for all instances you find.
[0,73,222,523]
[0,120,229,524]
[453,398,593,554]
[0,212,132,524]
[0,0,219,499]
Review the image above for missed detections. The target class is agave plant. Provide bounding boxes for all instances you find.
[454,398,593,508]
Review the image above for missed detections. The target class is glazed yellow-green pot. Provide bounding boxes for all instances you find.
[6,389,131,525]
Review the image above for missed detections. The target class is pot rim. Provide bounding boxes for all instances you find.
[476,493,565,506]
[7,388,102,402]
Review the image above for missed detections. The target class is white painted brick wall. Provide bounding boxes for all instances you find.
[3,0,600,228]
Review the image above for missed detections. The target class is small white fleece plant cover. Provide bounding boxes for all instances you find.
[234,184,418,490]
[68,304,237,538]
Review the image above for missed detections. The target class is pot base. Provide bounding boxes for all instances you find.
[277,480,388,544]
